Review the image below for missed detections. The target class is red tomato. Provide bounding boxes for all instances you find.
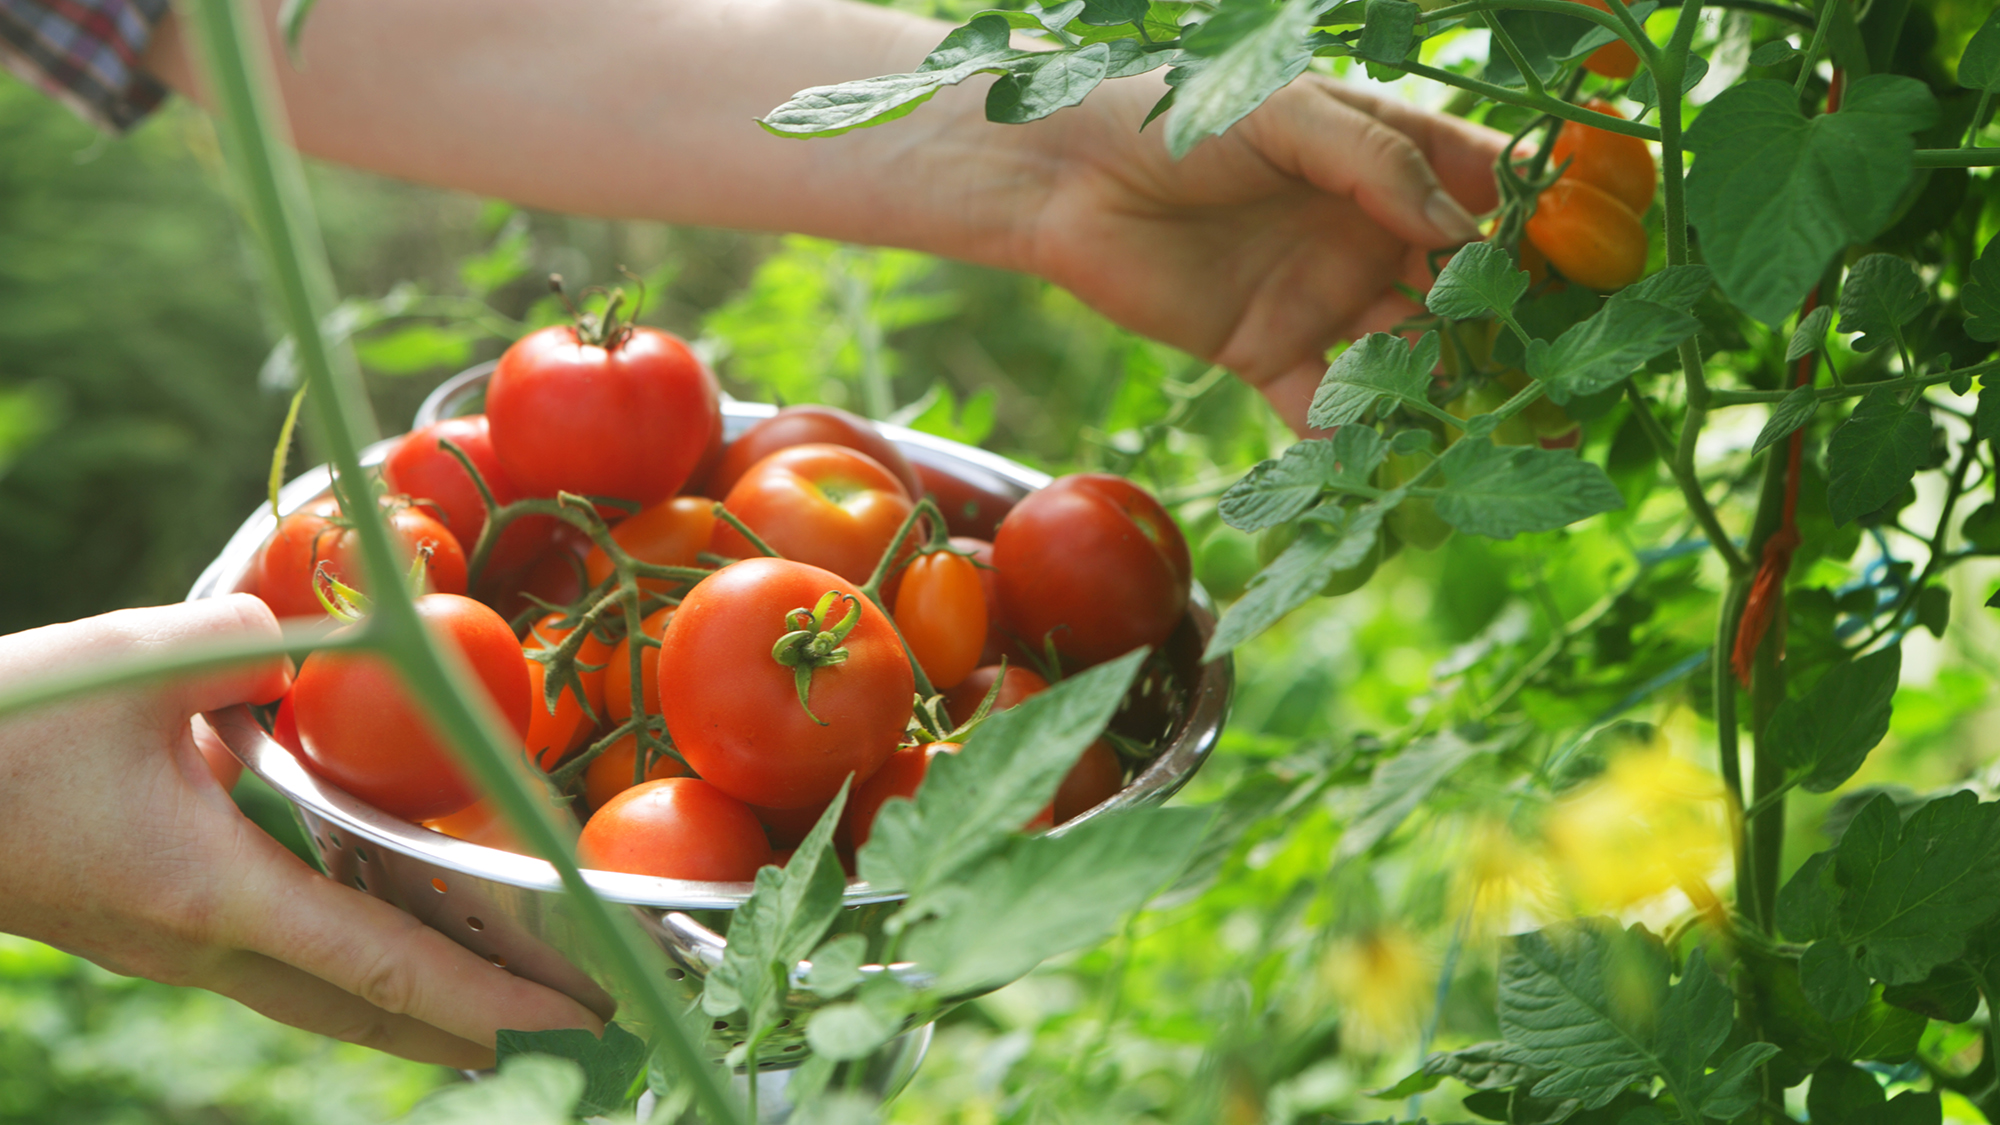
[1551,100,1655,216]
[943,664,1050,728]
[1568,0,1639,77]
[845,742,958,849]
[380,415,554,576]
[1525,179,1648,291]
[606,606,675,723]
[487,325,721,508]
[658,558,914,809]
[1055,741,1124,824]
[578,777,773,881]
[583,732,687,812]
[992,474,1191,670]
[486,524,591,623]
[583,496,716,594]
[270,692,303,756]
[256,498,468,620]
[293,593,531,821]
[893,550,987,690]
[708,444,915,585]
[423,799,526,853]
[709,405,921,502]
[750,800,834,850]
[915,463,1017,541]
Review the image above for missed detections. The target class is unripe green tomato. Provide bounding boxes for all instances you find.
[1197,528,1260,602]
[1447,380,1538,447]
[1498,370,1582,445]
[1379,449,1455,551]
[1255,519,1386,597]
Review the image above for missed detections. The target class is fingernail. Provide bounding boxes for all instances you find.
[1425,189,1483,242]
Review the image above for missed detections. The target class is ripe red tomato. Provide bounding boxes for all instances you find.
[1568,0,1639,77]
[658,558,914,809]
[256,498,468,620]
[992,474,1191,670]
[846,741,958,849]
[583,732,687,812]
[708,405,921,501]
[578,777,773,881]
[606,606,675,723]
[893,550,987,690]
[708,444,915,585]
[1551,100,1655,216]
[423,799,526,853]
[1525,179,1647,291]
[380,415,553,576]
[487,325,721,508]
[939,663,1124,824]
[916,462,1015,541]
[942,664,1049,728]
[749,800,834,850]
[486,524,591,623]
[583,496,716,594]
[292,593,531,821]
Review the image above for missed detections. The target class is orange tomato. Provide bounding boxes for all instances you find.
[606,606,675,723]
[1568,0,1639,78]
[583,496,716,594]
[583,732,687,812]
[1526,179,1648,290]
[1552,99,1656,216]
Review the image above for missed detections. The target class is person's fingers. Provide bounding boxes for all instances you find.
[191,713,245,792]
[1317,81,1509,214]
[202,949,499,1068]
[215,832,604,1048]
[156,595,294,715]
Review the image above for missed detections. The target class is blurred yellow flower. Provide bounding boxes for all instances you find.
[1454,815,1560,937]
[1318,925,1433,1055]
[1544,744,1733,911]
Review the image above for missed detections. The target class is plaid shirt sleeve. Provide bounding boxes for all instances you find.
[0,0,172,134]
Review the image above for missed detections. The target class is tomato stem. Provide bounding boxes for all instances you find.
[710,503,785,561]
[771,591,864,726]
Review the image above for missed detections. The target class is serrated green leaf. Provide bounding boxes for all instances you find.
[1788,305,1836,361]
[1959,8,2000,92]
[1339,731,1502,858]
[1427,242,1529,320]
[1203,500,1391,658]
[1750,40,1799,66]
[1217,428,1387,531]
[1526,298,1701,404]
[1745,946,1926,1070]
[1979,376,2000,440]
[1684,77,1939,324]
[761,16,1028,137]
[1103,38,1176,78]
[1880,961,1980,1023]
[1838,254,1928,352]
[857,649,1146,910]
[402,1054,584,1124]
[1961,235,2000,342]
[803,932,868,1000]
[1308,331,1440,428]
[1483,4,1654,86]
[1621,264,1714,311]
[1432,440,1625,538]
[490,1025,645,1119]
[1165,0,1315,158]
[1081,0,1150,25]
[987,43,1113,123]
[1917,585,1949,638]
[1496,919,1669,1109]
[1769,646,1900,793]
[1826,389,1930,525]
[1801,939,1874,1021]
[1657,949,1781,1121]
[1808,1062,1884,1125]
[1754,386,1820,456]
[1357,0,1419,64]
[1777,851,1840,942]
[899,806,1207,995]
[805,988,906,1062]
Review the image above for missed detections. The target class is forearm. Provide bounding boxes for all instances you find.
[142,0,1054,269]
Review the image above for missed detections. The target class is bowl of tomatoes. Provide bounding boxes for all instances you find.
[188,343,1230,1072]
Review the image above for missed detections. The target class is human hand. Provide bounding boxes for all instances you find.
[1005,75,1506,434]
[0,595,601,1068]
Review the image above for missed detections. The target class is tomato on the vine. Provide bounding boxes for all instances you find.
[706,405,922,502]
[583,496,715,594]
[992,474,1191,669]
[605,606,675,723]
[658,558,913,809]
[381,415,553,576]
[893,549,987,690]
[708,444,915,585]
[578,777,773,882]
[292,593,531,822]
[582,732,686,812]
[1567,0,1639,77]
[523,612,614,769]
[1525,178,1648,291]
[1379,448,1454,552]
[255,498,468,619]
[943,664,1049,728]
[487,324,720,508]
[1551,100,1656,216]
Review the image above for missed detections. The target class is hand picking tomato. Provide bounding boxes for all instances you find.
[708,444,915,585]
[605,606,675,723]
[707,405,922,502]
[256,498,468,619]
[1551,100,1655,216]
[992,474,1191,670]
[292,593,531,821]
[583,496,715,594]
[578,777,773,881]
[658,558,913,809]
[1525,178,1647,291]
[893,549,987,690]
[381,415,553,576]
[487,324,720,508]
[582,732,686,812]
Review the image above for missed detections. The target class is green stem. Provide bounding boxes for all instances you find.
[1707,365,1973,404]
[1962,95,1992,149]
[713,504,784,559]
[1483,12,1550,97]
[1716,576,1753,912]
[1422,0,1659,68]
[1387,58,1665,140]
[1914,147,2000,168]
[1624,384,1749,575]
[1791,0,1838,96]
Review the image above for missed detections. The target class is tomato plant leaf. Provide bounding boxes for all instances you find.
[1482,4,1654,86]
[1204,499,1392,658]
[402,1053,585,1124]
[1768,645,1900,794]
[1165,0,1316,158]
[1218,428,1388,531]
[1627,53,1707,119]
[1960,236,2000,343]
[899,806,1207,995]
[761,16,1029,137]
[1308,331,1440,428]
[1684,76,1938,325]
[1658,950,1780,1122]
[1743,946,1926,1071]
[858,649,1146,913]
[1825,389,1930,525]
[1958,8,2000,93]
[1357,0,1419,64]
[1788,306,1836,362]
[1432,440,1625,538]
[491,1024,646,1118]
[805,978,913,1062]
[802,932,868,1000]
[1081,0,1151,26]
[1749,40,1799,66]
[1800,939,1875,1022]
[1979,376,2000,441]
[1838,254,1928,353]
[1427,241,1529,321]
[1621,264,1714,312]
[1526,296,1701,403]
[1339,730,1503,857]
[1494,918,1670,1109]
[987,43,1114,124]
[1754,386,1820,457]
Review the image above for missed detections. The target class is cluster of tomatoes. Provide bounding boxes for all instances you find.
[1523,98,1658,292]
[248,311,1193,883]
